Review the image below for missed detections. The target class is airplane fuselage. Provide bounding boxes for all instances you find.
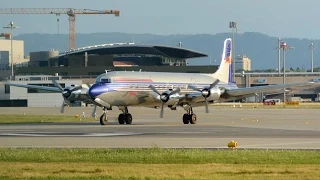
[88,71,238,107]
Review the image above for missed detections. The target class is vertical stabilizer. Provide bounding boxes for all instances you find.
[211,38,233,83]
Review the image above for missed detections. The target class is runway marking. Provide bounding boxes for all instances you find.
[0,132,144,137]
[0,130,34,132]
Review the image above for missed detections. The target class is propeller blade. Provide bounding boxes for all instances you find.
[208,79,220,90]
[160,103,164,118]
[52,80,64,91]
[187,84,201,92]
[149,85,161,95]
[91,105,97,117]
[60,100,65,113]
[86,82,91,88]
[71,86,82,92]
[205,98,209,113]
[169,87,181,95]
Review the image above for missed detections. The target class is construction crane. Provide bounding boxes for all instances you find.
[0,8,120,50]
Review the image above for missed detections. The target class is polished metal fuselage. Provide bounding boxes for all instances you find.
[90,71,238,107]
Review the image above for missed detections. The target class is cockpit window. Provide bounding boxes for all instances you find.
[100,78,111,83]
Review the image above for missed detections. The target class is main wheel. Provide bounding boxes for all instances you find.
[118,114,125,124]
[125,114,133,124]
[190,114,197,124]
[100,113,108,125]
[183,114,189,124]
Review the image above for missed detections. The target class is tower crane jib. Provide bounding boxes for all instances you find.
[0,8,120,50]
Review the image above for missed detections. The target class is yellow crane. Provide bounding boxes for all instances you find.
[0,8,120,50]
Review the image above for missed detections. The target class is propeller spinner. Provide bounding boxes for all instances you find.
[52,80,82,113]
[187,79,220,113]
[149,85,181,118]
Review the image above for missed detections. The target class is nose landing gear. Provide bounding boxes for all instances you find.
[100,107,108,125]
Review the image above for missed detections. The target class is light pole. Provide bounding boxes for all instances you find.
[309,43,314,72]
[274,38,281,74]
[280,41,294,106]
[3,22,20,80]
[229,21,237,82]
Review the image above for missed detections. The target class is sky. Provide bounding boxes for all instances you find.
[1,0,320,39]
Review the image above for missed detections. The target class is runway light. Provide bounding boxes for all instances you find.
[228,140,238,149]
[305,121,309,124]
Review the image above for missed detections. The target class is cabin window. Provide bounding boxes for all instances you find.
[100,78,111,83]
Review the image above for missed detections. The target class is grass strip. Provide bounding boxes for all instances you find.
[1,148,320,180]
[1,148,320,164]
[0,114,96,124]
[0,162,319,180]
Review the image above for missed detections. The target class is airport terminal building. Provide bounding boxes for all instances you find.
[15,43,218,76]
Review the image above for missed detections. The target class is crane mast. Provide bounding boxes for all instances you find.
[0,8,120,50]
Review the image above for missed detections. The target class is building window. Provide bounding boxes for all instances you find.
[88,72,101,75]
[30,77,41,81]
[5,85,10,94]
[48,77,60,81]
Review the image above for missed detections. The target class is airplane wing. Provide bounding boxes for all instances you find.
[4,82,62,92]
[224,81,316,97]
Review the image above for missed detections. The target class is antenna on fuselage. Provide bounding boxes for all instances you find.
[105,69,111,75]
[139,69,142,72]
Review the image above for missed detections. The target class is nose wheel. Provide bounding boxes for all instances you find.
[100,107,108,125]
[118,107,133,125]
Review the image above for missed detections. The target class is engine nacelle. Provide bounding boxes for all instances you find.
[65,90,82,101]
[153,90,180,106]
[164,94,180,105]
[206,87,222,101]
[62,86,85,101]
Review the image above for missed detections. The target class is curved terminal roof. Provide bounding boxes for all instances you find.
[57,43,208,59]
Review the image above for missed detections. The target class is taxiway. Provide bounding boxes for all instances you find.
[0,107,319,149]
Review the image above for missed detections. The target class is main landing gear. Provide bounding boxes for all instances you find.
[182,106,197,124]
[118,107,132,125]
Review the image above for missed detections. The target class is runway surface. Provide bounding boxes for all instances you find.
[0,107,320,149]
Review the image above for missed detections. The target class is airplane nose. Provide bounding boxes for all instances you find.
[88,83,103,99]
[88,83,113,99]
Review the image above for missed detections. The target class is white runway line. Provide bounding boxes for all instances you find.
[0,132,144,137]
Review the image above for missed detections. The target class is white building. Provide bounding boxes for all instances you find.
[0,75,82,107]
[235,55,251,71]
[0,39,29,70]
